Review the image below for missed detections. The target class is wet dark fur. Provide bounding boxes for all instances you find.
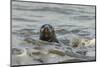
[40,24,59,43]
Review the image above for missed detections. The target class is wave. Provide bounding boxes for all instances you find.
[12,37,95,65]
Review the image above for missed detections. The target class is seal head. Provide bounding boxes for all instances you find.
[40,24,59,43]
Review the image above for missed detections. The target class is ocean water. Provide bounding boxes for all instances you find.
[11,1,96,66]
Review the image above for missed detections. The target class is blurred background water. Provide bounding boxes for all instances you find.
[11,1,96,66]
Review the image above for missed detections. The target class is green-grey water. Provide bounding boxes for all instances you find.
[11,1,96,66]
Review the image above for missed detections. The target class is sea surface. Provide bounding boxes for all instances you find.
[11,1,96,66]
